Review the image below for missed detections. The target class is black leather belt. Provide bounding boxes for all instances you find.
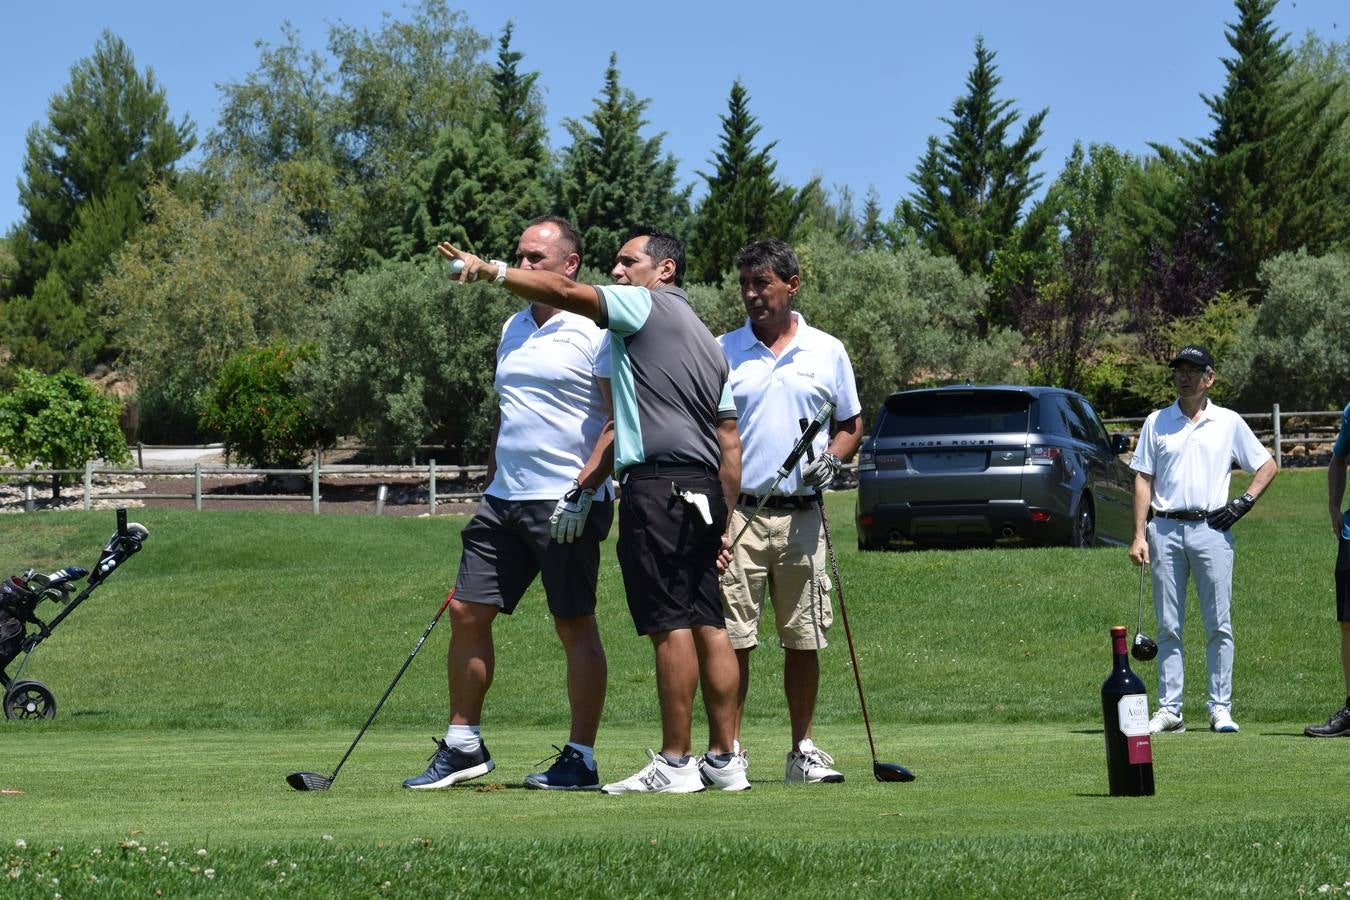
[1153,509,1209,521]
[621,461,715,483]
[738,493,815,510]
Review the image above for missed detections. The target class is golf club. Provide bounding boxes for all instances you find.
[1131,563,1157,662]
[287,590,457,791]
[729,400,835,551]
[804,431,915,783]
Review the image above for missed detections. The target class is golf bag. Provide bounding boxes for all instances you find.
[1,508,149,720]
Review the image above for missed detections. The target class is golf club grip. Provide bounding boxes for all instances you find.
[776,401,835,478]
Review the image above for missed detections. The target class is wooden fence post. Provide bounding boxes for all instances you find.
[429,459,437,516]
[1273,403,1281,467]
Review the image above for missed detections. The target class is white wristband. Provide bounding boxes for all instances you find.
[489,259,508,285]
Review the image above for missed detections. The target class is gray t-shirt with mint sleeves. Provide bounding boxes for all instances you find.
[594,283,737,476]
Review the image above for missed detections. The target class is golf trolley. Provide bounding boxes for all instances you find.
[0,508,149,720]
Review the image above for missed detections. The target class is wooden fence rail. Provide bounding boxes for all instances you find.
[0,459,488,515]
[2,405,1343,514]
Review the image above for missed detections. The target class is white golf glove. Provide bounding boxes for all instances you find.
[801,452,841,488]
[549,480,595,543]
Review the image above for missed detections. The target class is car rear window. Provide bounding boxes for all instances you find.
[877,391,1032,437]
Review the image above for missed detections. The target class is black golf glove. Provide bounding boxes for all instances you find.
[1206,493,1255,531]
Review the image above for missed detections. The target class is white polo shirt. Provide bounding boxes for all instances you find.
[488,308,614,501]
[718,312,861,496]
[1130,399,1271,512]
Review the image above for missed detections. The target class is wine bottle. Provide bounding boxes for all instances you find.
[1101,625,1155,796]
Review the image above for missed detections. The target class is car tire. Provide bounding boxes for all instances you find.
[1069,496,1095,548]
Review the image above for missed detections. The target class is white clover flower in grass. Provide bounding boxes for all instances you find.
[205,869,215,879]
[13,839,25,850]
[322,834,333,841]
[265,859,278,868]
[6,868,18,880]
[196,848,207,857]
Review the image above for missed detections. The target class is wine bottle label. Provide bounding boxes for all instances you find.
[1117,694,1149,736]
[1126,734,1152,765]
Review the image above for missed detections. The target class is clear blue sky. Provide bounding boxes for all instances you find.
[1,0,1345,234]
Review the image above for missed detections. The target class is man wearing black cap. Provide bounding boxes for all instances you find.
[1128,344,1278,735]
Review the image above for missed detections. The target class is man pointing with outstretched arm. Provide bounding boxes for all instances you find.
[439,226,750,793]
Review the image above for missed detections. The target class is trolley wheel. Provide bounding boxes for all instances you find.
[4,680,56,720]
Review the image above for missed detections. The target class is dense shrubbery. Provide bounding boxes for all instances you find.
[199,343,332,467]
[0,368,129,497]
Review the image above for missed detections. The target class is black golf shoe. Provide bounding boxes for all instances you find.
[402,738,494,789]
[523,744,600,790]
[1304,705,1350,738]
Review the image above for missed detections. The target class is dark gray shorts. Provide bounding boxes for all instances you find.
[616,466,727,636]
[1337,538,1350,622]
[454,494,614,617]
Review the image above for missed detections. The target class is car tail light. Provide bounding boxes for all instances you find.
[1028,446,1062,465]
[1030,509,1052,522]
[859,513,874,526]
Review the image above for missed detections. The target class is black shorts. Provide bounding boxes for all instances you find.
[454,494,614,617]
[616,465,727,636]
[1337,538,1350,622]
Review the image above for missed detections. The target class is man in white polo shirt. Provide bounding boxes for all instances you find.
[403,216,616,791]
[718,239,863,783]
[1129,344,1277,735]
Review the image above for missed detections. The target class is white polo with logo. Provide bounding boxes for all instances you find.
[718,312,861,496]
[487,308,613,501]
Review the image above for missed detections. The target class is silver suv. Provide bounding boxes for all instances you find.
[854,385,1133,550]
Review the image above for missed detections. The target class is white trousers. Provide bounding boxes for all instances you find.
[1147,517,1236,718]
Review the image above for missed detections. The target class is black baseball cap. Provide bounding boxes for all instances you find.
[1168,345,1214,369]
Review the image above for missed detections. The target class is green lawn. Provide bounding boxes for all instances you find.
[1,470,1347,897]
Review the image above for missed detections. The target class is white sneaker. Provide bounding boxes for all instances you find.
[1148,709,1185,734]
[785,738,845,784]
[600,750,704,794]
[699,752,751,791]
[1210,708,1240,733]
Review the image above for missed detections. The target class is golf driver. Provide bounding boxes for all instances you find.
[1132,563,1158,662]
[287,590,457,791]
[729,400,835,551]
[804,433,915,783]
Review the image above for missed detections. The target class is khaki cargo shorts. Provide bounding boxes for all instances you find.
[721,504,833,650]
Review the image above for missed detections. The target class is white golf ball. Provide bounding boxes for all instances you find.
[447,258,465,274]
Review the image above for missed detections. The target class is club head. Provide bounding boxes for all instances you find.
[873,761,916,783]
[286,771,333,791]
[1131,633,1158,662]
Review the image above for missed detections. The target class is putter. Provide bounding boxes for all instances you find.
[287,590,456,791]
[804,431,915,783]
[729,400,835,551]
[1132,564,1158,662]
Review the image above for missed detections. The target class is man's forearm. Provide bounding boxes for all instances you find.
[1329,457,1346,513]
[717,420,742,526]
[1132,472,1153,539]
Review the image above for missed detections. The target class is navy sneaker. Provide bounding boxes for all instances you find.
[402,738,494,789]
[523,744,600,790]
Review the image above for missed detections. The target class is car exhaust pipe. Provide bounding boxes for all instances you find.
[1000,525,1016,538]
[888,530,903,544]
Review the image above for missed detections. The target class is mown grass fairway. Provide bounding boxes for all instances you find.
[1,470,1348,896]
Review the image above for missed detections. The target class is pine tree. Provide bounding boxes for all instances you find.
[4,30,195,370]
[687,80,811,284]
[557,54,690,271]
[390,23,552,261]
[1172,0,1350,294]
[898,38,1049,280]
